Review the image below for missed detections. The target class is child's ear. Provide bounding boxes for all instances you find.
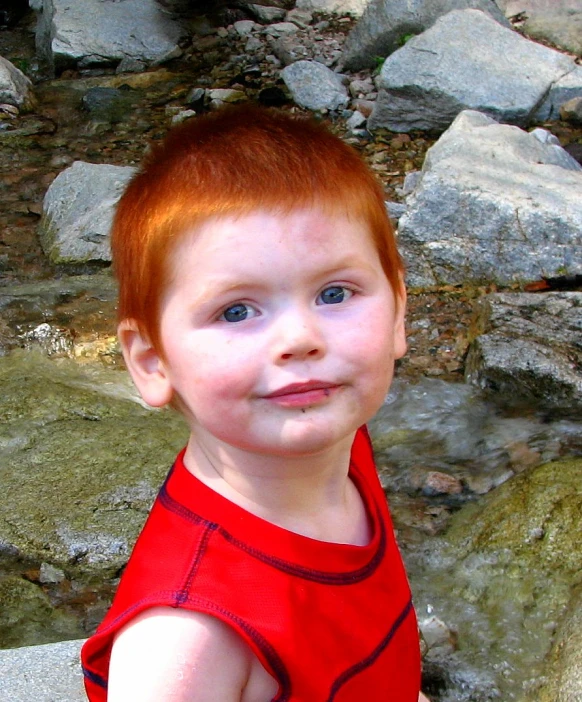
[118,320,173,408]
[393,277,407,361]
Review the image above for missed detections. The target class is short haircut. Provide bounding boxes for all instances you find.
[111,104,404,353]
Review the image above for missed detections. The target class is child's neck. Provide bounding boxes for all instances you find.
[183,432,370,546]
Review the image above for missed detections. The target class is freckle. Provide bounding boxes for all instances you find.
[301,408,306,414]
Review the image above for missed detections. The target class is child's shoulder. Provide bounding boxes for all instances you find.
[108,606,278,701]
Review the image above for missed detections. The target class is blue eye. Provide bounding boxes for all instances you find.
[318,286,352,305]
[219,303,255,323]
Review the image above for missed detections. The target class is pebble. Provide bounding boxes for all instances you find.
[423,471,463,496]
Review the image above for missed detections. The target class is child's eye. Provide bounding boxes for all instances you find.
[317,286,353,305]
[219,303,258,323]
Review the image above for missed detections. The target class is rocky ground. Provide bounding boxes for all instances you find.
[0,7,581,378]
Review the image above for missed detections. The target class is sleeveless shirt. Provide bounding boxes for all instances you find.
[81,427,420,701]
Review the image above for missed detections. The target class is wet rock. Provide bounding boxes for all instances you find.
[397,110,582,287]
[368,9,581,132]
[465,292,582,417]
[423,471,463,496]
[340,0,509,71]
[281,59,349,111]
[0,351,188,587]
[0,56,35,111]
[38,161,135,265]
[534,586,582,702]
[409,457,582,701]
[34,0,186,75]
[0,576,81,648]
[80,86,134,123]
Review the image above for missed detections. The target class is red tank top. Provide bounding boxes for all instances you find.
[81,427,420,701]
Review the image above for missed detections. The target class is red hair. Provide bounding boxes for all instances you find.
[111,105,404,353]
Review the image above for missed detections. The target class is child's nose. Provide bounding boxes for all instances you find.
[273,309,326,363]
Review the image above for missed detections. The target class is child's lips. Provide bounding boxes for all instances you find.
[263,381,341,407]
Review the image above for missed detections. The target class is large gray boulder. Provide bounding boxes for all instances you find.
[397,110,582,288]
[340,0,509,71]
[35,0,186,74]
[0,56,35,111]
[465,292,582,417]
[38,161,135,265]
[368,9,581,133]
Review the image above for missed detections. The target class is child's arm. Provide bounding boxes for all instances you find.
[107,607,277,701]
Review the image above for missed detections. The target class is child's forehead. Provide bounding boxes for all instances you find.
[183,207,373,250]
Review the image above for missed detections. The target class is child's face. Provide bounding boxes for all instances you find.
[136,208,406,458]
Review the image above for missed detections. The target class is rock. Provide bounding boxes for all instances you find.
[0,639,86,702]
[368,9,580,133]
[560,96,582,125]
[296,0,370,16]
[285,9,313,29]
[233,19,257,36]
[264,21,300,36]
[535,586,582,702]
[34,0,186,75]
[340,0,510,71]
[115,57,147,75]
[397,110,582,288]
[281,59,349,111]
[80,86,134,123]
[536,65,582,123]
[248,4,287,22]
[498,0,582,56]
[346,109,366,130]
[0,575,81,649]
[0,351,187,586]
[465,292,582,417]
[207,88,246,103]
[423,471,463,496]
[38,161,135,265]
[0,56,35,111]
[419,615,457,653]
[410,457,582,701]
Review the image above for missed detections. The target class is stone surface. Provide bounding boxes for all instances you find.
[411,457,582,701]
[281,59,349,110]
[397,110,582,287]
[35,0,186,74]
[340,0,509,71]
[537,65,582,122]
[0,55,35,111]
[248,4,286,22]
[498,0,582,55]
[535,586,582,702]
[0,639,86,701]
[38,161,135,265]
[296,0,370,16]
[368,9,580,132]
[560,96,582,125]
[0,351,187,583]
[465,292,582,417]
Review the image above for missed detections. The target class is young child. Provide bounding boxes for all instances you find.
[81,105,428,701]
